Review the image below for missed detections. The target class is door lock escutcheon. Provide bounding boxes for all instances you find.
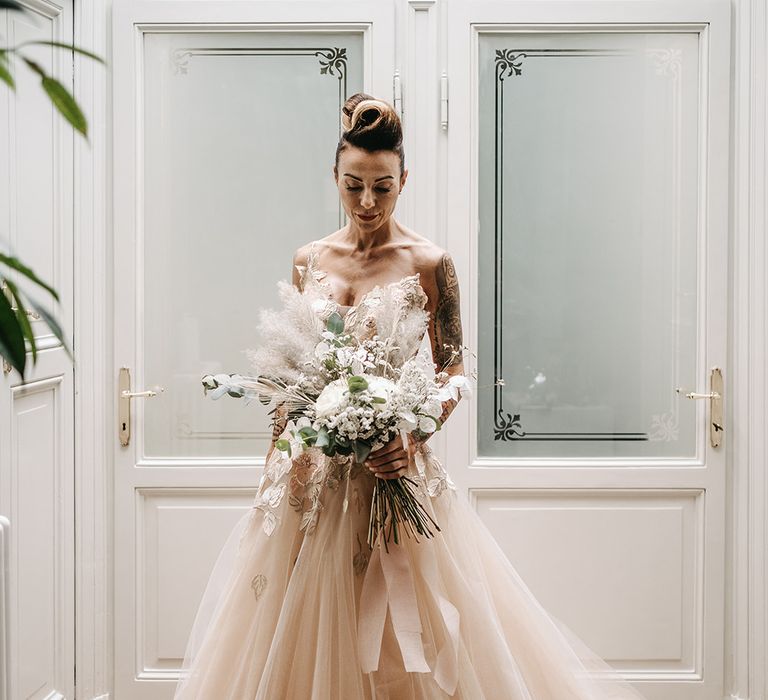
[675,367,724,448]
[119,366,165,446]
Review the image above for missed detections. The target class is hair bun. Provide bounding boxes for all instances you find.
[342,98,392,133]
[335,92,405,176]
[338,93,403,160]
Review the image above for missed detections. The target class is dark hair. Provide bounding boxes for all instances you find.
[335,92,405,177]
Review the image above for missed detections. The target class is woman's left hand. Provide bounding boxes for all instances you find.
[365,434,420,480]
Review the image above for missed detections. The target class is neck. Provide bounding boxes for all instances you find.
[344,217,400,252]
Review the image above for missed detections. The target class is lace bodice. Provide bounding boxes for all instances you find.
[294,241,430,356]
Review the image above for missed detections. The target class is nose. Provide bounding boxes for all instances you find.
[360,188,375,209]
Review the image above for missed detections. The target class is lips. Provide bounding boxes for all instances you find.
[357,213,378,221]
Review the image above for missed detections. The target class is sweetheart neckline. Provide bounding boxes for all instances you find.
[307,258,425,312]
[330,268,427,311]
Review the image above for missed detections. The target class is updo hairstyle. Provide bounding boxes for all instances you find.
[335,92,405,177]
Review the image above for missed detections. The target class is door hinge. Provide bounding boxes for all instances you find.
[393,69,403,120]
[440,71,448,130]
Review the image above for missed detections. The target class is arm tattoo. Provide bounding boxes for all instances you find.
[411,253,464,445]
[432,253,464,370]
[265,403,289,461]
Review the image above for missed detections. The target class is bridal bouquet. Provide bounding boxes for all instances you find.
[201,278,471,550]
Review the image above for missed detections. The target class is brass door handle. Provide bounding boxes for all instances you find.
[118,366,164,446]
[675,367,724,447]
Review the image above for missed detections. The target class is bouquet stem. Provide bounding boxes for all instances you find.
[366,473,441,553]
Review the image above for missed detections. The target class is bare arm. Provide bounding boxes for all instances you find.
[422,251,465,442]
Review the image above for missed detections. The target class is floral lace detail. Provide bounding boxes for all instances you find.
[414,442,457,499]
[250,573,267,600]
[353,531,371,576]
[298,458,326,535]
[250,477,287,536]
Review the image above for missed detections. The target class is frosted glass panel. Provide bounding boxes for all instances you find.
[477,33,700,458]
[142,32,363,458]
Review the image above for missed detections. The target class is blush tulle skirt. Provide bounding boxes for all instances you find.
[174,442,649,700]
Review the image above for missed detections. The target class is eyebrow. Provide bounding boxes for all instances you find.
[342,174,395,182]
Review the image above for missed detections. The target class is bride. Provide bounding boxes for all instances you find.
[174,93,650,699]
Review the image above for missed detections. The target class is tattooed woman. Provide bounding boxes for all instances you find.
[175,94,651,700]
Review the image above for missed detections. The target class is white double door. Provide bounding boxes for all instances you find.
[112,1,730,698]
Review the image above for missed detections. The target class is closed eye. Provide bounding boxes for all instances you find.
[346,186,391,193]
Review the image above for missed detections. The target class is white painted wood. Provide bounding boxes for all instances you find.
[111,1,395,696]
[0,1,76,698]
[729,0,768,698]
[445,1,730,699]
[72,0,112,693]
[0,516,9,700]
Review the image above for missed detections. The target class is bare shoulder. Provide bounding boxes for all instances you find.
[396,227,449,278]
[291,240,316,289]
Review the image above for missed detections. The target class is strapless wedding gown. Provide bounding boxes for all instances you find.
[174,246,650,699]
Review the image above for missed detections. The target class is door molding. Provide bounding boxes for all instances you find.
[73,0,111,696]
[730,0,768,697]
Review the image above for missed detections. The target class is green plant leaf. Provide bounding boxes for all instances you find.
[326,311,344,335]
[0,286,26,375]
[24,293,74,365]
[2,278,37,364]
[20,56,44,77]
[15,40,106,64]
[20,58,88,137]
[0,252,59,299]
[41,75,88,137]
[275,438,291,457]
[352,440,373,464]
[0,57,15,90]
[314,426,330,448]
[347,375,368,393]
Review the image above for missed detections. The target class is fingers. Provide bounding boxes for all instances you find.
[366,438,412,480]
[368,437,404,460]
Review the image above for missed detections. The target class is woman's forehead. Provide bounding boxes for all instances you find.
[338,148,399,175]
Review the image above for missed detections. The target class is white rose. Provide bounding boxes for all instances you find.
[315,379,348,418]
[365,375,396,410]
[417,414,437,433]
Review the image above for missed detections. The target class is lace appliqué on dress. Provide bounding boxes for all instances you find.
[414,442,458,499]
[250,573,267,600]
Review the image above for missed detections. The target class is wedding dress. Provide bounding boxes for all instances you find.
[174,245,650,700]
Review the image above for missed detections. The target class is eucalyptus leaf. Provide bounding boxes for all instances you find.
[314,426,330,448]
[275,439,291,457]
[352,440,373,464]
[326,311,344,335]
